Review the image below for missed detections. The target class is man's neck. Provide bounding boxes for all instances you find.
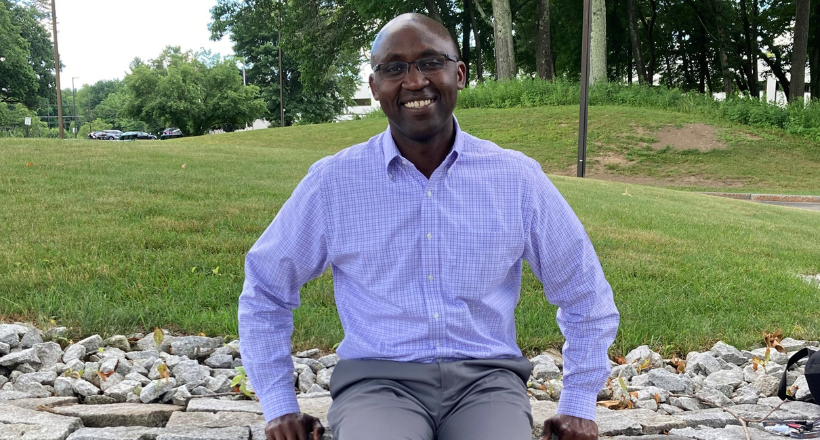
[391,120,456,179]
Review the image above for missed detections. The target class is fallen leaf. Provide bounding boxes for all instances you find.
[153,328,164,347]
[26,162,33,167]
[96,370,115,381]
[157,363,170,383]
[629,391,639,399]
[654,393,660,405]
[622,188,632,197]
[199,332,206,337]
[596,400,623,409]
[670,355,686,374]
[181,163,187,169]
[636,358,651,372]
[613,356,626,365]
[764,330,786,353]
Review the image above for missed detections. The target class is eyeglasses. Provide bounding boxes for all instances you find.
[374,54,458,80]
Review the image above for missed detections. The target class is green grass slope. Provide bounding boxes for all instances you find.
[1,105,819,355]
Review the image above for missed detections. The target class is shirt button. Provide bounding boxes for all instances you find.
[426,233,432,239]
[402,160,408,165]
[428,274,434,281]
[426,191,432,197]
[433,313,439,319]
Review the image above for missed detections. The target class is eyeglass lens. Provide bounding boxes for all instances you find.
[380,55,449,79]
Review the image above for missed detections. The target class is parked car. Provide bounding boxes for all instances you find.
[160,127,183,140]
[100,130,123,140]
[120,131,158,141]
[88,131,105,139]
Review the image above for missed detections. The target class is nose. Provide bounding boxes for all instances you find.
[402,62,430,90]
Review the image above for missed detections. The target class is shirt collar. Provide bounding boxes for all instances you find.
[382,116,465,172]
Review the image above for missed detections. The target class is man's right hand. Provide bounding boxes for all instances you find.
[265,412,325,440]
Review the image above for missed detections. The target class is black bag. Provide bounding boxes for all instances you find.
[778,347,820,404]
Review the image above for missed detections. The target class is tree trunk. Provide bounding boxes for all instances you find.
[424,0,444,24]
[462,1,471,85]
[740,0,759,97]
[790,0,810,102]
[469,1,484,82]
[491,0,516,80]
[638,0,657,82]
[627,0,646,85]
[535,0,554,80]
[627,45,633,84]
[811,0,820,99]
[590,0,607,85]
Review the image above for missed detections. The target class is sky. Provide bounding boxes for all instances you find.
[55,0,234,88]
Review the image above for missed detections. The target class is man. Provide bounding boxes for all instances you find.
[239,13,619,440]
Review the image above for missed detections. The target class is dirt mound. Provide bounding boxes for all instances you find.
[652,123,724,152]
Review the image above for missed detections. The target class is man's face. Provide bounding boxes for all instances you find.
[369,23,466,144]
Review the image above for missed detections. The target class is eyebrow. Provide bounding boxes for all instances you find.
[379,49,443,63]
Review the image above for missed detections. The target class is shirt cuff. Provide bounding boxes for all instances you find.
[556,386,598,421]
[259,386,301,423]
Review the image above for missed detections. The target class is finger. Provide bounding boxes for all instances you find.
[541,419,554,440]
[312,419,325,440]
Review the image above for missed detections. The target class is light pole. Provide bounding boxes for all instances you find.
[577,0,592,178]
[71,77,79,138]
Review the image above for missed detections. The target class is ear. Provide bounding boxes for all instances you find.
[369,73,380,101]
[456,61,467,90]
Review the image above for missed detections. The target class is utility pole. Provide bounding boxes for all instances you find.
[51,0,64,139]
[278,0,284,128]
[71,77,78,138]
[577,0,592,177]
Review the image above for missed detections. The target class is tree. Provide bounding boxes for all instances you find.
[811,0,820,99]
[536,0,555,80]
[492,0,516,79]
[790,0,810,102]
[590,0,606,85]
[123,47,266,136]
[210,0,362,125]
[0,1,37,106]
[626,0,646,84]
[6,0,56,106]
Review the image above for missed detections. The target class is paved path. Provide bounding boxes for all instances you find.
[703,192,820,212]
[757,201,820,211]
[3,394,819,440]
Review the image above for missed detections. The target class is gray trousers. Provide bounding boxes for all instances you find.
[327,357,533,440]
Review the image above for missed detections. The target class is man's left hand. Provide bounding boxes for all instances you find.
[539,414,598,440]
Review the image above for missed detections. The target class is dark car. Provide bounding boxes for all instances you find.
[100,130,123,140]
[160,127,183,140]
[120,131,158,141]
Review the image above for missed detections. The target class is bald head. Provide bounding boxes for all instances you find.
[371,13,458,66]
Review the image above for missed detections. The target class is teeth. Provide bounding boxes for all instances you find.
[404,99,432,108]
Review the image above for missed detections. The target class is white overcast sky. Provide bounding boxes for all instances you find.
[54,0,234,88]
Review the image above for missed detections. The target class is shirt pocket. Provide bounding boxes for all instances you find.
[449,230,521,300]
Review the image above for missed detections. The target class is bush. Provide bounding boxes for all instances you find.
[457,78,819,143]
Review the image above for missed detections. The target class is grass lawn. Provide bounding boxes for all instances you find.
[1,105,819,356]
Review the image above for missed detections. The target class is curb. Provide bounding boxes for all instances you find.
[702,192,820,203]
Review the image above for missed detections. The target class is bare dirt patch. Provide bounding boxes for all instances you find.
[652,123,725,152]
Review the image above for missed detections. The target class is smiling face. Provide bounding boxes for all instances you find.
[369,15,466,147]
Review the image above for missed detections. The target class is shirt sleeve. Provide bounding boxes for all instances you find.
[521,167,620,422]
[238,160,331,422]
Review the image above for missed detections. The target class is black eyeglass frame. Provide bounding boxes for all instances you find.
[373,54,459,80]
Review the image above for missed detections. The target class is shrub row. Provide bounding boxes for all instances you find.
[456,78,820,143]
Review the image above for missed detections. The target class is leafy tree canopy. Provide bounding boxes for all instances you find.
[123,46,267,136]
[210,0,363,125]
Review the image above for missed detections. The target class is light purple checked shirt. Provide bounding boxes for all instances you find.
[239,118,619,423]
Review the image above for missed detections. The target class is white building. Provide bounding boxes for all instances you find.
[338,61,381,120]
